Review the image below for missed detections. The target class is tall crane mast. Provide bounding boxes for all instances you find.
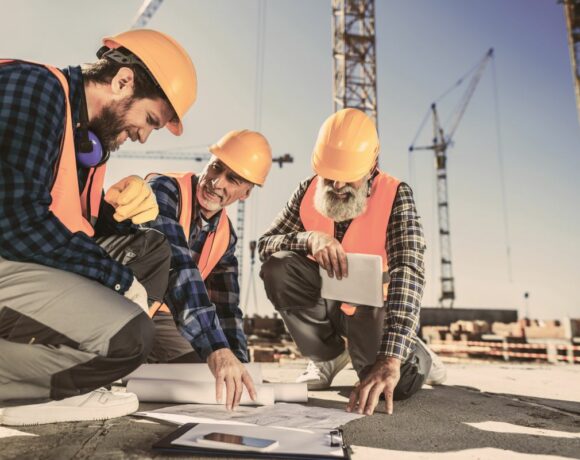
[564,0,580,125]
[332,0,378,122]
[409,49,494,308]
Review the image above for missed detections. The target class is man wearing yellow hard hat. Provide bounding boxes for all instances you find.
[0,29,197,425]
[144,129,273,411]
[259,108,446,416]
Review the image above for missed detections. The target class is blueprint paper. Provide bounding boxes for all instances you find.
[136,402,364,430]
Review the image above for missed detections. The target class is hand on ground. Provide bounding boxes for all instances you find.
[346,357,401,415]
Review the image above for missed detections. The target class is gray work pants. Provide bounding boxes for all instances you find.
[0,229,169,401]
[261,251,430,400]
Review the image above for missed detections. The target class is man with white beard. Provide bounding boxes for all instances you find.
[258,108,445,416]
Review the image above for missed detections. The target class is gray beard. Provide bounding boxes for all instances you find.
[313,178,369,222]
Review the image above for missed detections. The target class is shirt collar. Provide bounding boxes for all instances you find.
[60,66,83,136]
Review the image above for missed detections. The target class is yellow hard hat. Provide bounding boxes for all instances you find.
[209,130,273,186]
[102,29,197,136]
[312,108,379,182]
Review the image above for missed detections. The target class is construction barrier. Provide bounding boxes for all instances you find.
[428,340,580,364]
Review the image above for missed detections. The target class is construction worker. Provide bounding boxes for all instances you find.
[0,29,197,425]
[259,108,446,417]
[144,130,273,411]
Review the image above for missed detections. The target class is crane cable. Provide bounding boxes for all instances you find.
[244,0,267,316]
[491,55,514,283]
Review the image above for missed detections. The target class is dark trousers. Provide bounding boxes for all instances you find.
[261,251,430,400]
[0,229,169,401]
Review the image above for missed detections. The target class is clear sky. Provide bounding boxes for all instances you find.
[1,0,578,319]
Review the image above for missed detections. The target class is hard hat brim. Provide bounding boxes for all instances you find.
[209,144,265,186]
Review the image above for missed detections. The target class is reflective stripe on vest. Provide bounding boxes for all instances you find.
[299,171,401,315]
[0,60,106,236]
[145,172,231,317]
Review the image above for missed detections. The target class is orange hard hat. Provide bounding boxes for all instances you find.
[311,108,379,182]
[209,130,273,186]
[102,29,197,136]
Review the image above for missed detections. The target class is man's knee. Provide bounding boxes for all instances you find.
[136,229,172,264]
[109,312,155,364]
[260,251,321,311]
[261,251,296,290]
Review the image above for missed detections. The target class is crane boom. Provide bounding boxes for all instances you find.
[131,0,164,29]
[410,50,495,307]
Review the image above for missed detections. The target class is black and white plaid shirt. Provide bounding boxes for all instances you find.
[258,174,426,361]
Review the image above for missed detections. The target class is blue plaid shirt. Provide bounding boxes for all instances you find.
[0,61,134,294]
[146,174,248,362]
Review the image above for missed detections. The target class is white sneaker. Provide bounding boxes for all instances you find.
[0,389,138,426]
[296,349,350,390]
[419,340,447,385]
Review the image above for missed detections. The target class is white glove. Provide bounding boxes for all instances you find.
[124,277,148,313]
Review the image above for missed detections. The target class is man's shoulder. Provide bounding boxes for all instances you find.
[1,61,65,90]
[0,61,66,115]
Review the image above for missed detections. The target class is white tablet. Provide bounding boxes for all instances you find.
[320,253,384,308]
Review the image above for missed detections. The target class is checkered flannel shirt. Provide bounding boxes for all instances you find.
[258,174,426,361]
[0,62,133,293]
[146,174,248,362]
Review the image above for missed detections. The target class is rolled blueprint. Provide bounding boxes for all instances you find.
[127,379,275,406]
[122,363,264,385]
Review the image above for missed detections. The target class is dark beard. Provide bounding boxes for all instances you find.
[88,98,133,154]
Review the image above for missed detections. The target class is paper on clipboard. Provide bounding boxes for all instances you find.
[320,253,383,307]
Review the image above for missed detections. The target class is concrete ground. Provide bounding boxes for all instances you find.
[1,361,579,460]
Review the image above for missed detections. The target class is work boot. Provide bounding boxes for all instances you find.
[296,349,350,390]
[0,389,138,426]
[417,339,447,385]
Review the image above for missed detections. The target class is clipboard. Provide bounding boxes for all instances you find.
[152,423,352,460]
[320,253,384,307]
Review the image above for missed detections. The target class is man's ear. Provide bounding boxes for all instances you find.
[111,67,135,97]
[239,185,254,202]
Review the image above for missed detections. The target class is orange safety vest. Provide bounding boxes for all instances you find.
[145,172,231,317]
[299,171,401,315]
[0,60,106,237]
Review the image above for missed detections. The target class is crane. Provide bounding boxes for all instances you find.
[332,0,378,123]
[563,0,580,125]
[409,49,494,308]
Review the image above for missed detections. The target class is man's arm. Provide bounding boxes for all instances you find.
[146,175,256,409]
[205,223,248,363]
[257,177,314,261]
[146,175,230,359]
[0,63,133,294]
[347,182,426,415]
[380,182,426,361]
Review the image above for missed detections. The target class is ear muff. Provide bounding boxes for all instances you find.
[75,82,109,168]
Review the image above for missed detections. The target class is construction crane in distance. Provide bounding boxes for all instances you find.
[131,0,164,29]
[332,0,378,123]
[409,48,494,308]
[563,0,580,125]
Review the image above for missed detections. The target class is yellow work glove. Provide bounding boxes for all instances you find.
[105,175,159,224]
